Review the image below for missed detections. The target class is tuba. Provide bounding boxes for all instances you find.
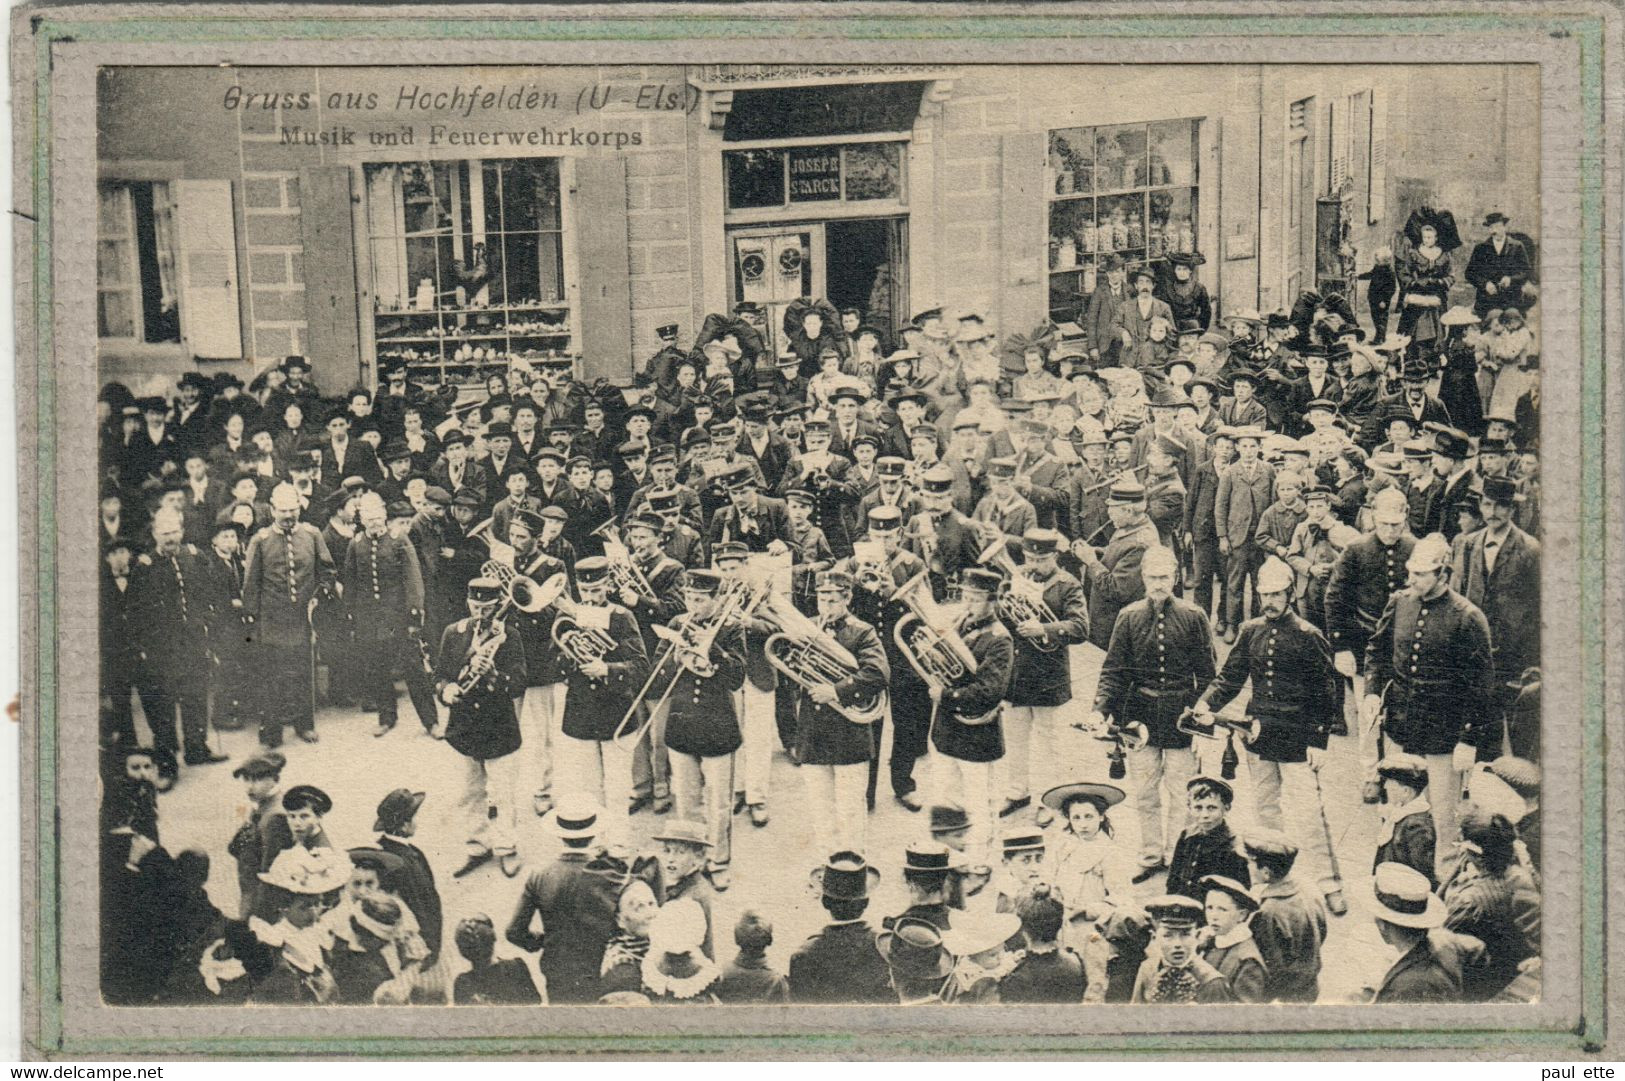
[891,570,979,688]
[760,593,887,725]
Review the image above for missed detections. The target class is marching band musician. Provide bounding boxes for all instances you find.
[505,507,570,817]
[924,567,1016,863]
[663,569,749,892]
[970,457,1036,563]
[713,543,779,827]
[553,556,650,849]
[435,577,527,881]
[1010,419,1073,533]
[782,416,861,559]
[1089,545,1216,883]
[793,571,891,861]
[910,465,987,601]
[242,482,336,749]
[708,463,793,556]
[1193,556,1347,915]
[842,507,930,811]
[997,528,1089,822]
[341,493,439,740]
[1363,532,1495,857]
[647,486,709,569]
[782,488,836,613]
[856,456,923,526]
[620,512,687,817]
[1073,478,1161,651]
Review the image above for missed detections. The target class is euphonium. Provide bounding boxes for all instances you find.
[593,521,659,603]
[891,570,979,687]
[551,610,616,669]
[996,572,1061,653]
[760,593,886,725]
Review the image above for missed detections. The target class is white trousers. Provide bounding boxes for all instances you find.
[738,682,776,806]
[802,762,869,860]
[1126,744,1197,866]
[1249,755,1342,891]
[928,752,997,864]
[555,733,636,848]
[520,684,565,799]
[1390,740,1464,860]
[670,751,735,867]
[459,751,518,856]
[999,704,1070,802]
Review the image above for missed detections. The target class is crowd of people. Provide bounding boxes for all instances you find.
[99,207,1543,1007]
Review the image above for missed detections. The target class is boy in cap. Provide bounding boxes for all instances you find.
[1165,775,1251,899]
[1420,423,1477,540]
[226,751,288,920]
[1194,555,1346,912]
[1243,830,1329,1002]
[791,852,894,1003]
[1199,874,1267,1002]
[1130,895,1235,1002]
[1374,754,1437,888]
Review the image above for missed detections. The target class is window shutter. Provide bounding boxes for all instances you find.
[1330,100,1349,194]
[1000,130,1046,334]
[171,179,243,359]
[1369,89,1388,224]
[299,165,363,384]
[1289,99,1309,133]
[570,157,632,382]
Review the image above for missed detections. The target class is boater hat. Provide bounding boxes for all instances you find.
[1371,862,1448,928]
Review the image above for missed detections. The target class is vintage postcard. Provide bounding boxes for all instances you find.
[12,1,1624,1061]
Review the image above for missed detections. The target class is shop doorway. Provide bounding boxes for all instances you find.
[728,216,908,355]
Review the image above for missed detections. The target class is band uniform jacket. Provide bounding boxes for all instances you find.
[971,492,1038,560]
[130,544,216,678]
[1374,798,1438,889]
[1202,931,1268,1003]
[1166,820,1251,901]
[661,522,710,570]
[628,549,686,657]
[557,604,650,742]
[1251,879,1329,1003]
[1144,470,1187,549]
[1365,586,1495,756]
[793,612,890,767]
[931,610,1015,764]
[376,833,443,962]
[1012,450,1073,532]
[856,486,923,531]
[1066,462,1110,546]
[663,617,747,759]
[1373,929,1486,1003]
[242,523,336,650]
[1202,610,1338,763]
[1003,568,1088,707]
[780,455,861,558]
[1095,595,1216,748]
[1214,459,1277,549]
[789,920,894,1004]
[1450,525,1541,686]
[1325,532,1416,670]
[1083,517,1160,650]
[911,508,989,596]
[341,532,426,642]
[434,616,526,760]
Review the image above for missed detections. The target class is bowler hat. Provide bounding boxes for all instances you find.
[1424,422,1472,460]
[875,918,954,979]
[810,850,881,900]
[373,788,427,833]
[1483,211,1510,226]
[929,804,971,835]
[381,438,412,463]
[1480,475,1519,505]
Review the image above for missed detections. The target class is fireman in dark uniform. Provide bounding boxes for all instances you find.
[1363,532,1495,859]
[1325,486,1416,802]
[1088,545,1216,882]
[435,577,528,880]
[793,570,891,862]
[925,567,1016,863]
[342,492,439,739]
[1194,556,1346,915]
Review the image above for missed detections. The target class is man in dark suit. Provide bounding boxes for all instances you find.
[708,463,793,555]
[790,853,894,1003]
[1421,424,1477,540]
[1111,265,1176,369]
[1464,212,1533,318]
[736,397,794,492]
[428,429,487,508]
[826,386,882,463]
[1450,476,1541,758]
[343,493,440,738]
[1285,349,1345,437]
[170,372,215,457]
[100,535,141,748]
[373,788,443,964]
[319,408,384,489]
[1076,479,1162,651]
[1085,255,1130,366]
[1369,862,1486,1002]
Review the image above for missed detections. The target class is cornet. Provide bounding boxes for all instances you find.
[996,572,1061,652]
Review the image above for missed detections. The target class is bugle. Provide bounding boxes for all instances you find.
[1176,707,1261,745]
[891,570,979,689]
[1079,714,1150,780]
[760,593,887,725]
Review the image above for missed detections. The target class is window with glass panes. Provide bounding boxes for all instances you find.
[1046,120,1201,323]
[364,158,569,386]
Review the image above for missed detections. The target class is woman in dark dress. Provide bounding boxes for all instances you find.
[1397,222,1455,356]
[1436,310,1487,435]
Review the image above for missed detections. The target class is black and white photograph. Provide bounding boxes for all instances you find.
[83,58,1558,1015]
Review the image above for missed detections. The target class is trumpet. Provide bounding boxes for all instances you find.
[850,539,890,592]
[996,572,1062,653]
[592,521,659,604]
[760,593,887,725]
[1176,707,1262,745]
[891,570,979,689]
[551,606,617,669]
